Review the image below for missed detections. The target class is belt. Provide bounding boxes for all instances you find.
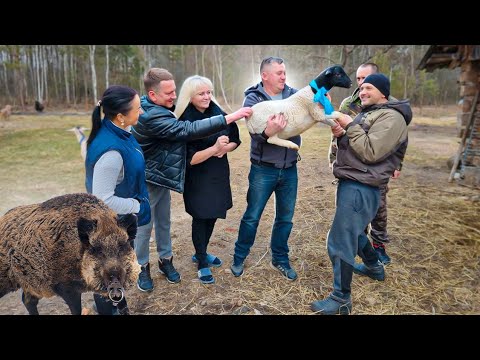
[250,158,296,169]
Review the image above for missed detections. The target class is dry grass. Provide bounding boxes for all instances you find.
[0,110,479,315]
[125,119,480,315]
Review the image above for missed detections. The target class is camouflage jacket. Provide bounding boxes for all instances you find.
[339,87,362,117]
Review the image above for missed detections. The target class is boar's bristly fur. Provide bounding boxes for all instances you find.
[0,193,140,315]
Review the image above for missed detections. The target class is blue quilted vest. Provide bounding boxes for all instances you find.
[85,119,151,226]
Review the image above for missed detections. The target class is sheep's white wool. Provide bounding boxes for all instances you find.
[245,86,342,150]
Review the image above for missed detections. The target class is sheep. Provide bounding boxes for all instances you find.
[0,105,12,120]
[67,126,88,161]
[0,193,140,315]
[245,65,352,150]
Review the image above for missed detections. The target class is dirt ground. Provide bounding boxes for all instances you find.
[0,106,479,315]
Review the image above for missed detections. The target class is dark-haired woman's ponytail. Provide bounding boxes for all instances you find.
[87,102,103,147]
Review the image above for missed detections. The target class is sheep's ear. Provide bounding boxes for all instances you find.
[77,218,98,246]
[117,214,138,242]
[325,68,332,76]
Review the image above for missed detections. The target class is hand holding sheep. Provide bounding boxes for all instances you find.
[264,113,287,137]
[225,107,253,124]
[331,113,352,137]
[334,113,353,129]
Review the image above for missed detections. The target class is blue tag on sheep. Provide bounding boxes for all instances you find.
[310,80,334,115]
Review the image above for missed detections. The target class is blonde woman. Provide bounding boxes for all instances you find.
[175,76,241,284]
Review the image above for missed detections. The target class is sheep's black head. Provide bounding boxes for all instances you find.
[311,65,352,92]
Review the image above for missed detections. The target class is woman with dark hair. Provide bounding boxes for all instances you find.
[85,85,150,315]
[174,75,241,285]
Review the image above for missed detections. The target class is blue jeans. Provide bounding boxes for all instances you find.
[233,163,298,266]
[135,183,172,266]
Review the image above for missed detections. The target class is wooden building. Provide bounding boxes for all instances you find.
[418,45,480,187]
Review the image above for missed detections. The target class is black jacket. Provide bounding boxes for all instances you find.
[132,95,228,193]
[180,102,241,219]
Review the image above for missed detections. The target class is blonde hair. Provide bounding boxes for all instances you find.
[174,75,224,118]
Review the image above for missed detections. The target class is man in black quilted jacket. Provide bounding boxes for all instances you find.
[132,68,251,290]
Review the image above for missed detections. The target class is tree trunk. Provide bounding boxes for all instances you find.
[83,61,89,110]
[71,50,77,108]
[89,45,97,105]
[3,62,10,99]
[34,45,41,102]
[64,51,70,105]
[42,45,49,103]
[212,45,232,112]
[201,45,207,78]
[105,45,109,89]
[194,45,198,74]
[250,45,256,84]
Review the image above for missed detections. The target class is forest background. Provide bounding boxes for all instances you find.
[0,44,459,111]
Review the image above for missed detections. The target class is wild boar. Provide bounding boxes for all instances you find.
[0,193,140,315]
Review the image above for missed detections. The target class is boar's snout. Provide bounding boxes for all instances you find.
[107,278,125,304]
[101,267,127,303]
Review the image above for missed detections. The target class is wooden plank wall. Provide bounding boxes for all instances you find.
[458,60,480,186]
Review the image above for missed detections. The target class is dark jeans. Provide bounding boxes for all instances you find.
[327,180,380,298]
[192,217,217,269]
[233,163,298,266]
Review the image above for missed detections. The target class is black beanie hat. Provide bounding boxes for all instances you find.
[363,73,390,99]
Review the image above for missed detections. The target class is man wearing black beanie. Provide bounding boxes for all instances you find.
[363,73,390,98]
[311,73,412,315]
[332,65,402,267]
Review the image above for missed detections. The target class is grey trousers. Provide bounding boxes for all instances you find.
[135,183,172,265]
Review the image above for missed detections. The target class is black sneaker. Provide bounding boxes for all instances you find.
[158,257,181,284]
[137,263,154,292]
[374,246,391,265]
[270,261,298,281]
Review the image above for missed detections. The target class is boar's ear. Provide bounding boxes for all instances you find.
[117,214,138,242]
[77,218,98,246]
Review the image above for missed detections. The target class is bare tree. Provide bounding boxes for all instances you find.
[63,49,70,105]
[89,45,97,104]
[34,45,42,102]
[212,45,232,112]
[105,45,109,89]
[70,49,77,108]
[42,45,48,103]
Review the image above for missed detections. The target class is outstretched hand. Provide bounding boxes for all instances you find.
[225,107,253,124]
